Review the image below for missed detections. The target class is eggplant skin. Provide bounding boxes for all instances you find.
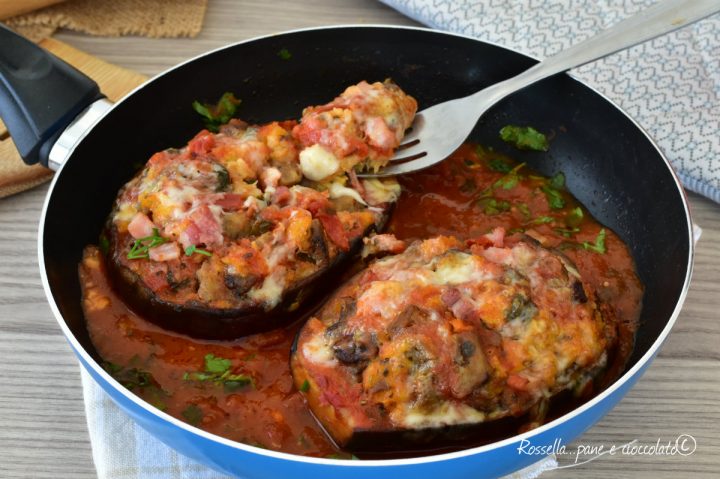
[106,205,392,340]
[98,80,416,340]
[291,232,617,450]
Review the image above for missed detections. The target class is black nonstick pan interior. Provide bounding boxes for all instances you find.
[42,26,691,373]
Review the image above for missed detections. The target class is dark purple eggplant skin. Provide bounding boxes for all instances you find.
[105,204,394,340]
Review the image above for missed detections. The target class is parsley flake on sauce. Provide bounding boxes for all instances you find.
[549,172,565,189]
[299,379,310,392]
[478,162,526,200]
[582,228,607,254]
[183,354,254,391]
[477,198,511,215]
[527,216,554,225]
[181,404,203,426]
[204,354,231,373]
[487,158,513,173]
[192,92,241,132]
[499,125,549,151]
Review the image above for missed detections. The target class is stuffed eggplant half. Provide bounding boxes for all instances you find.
[291,230,617,450]
[105,80,416,339]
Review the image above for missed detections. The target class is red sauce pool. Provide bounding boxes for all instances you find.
[80,144,642,459]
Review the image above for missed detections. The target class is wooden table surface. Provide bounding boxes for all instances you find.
[1,1,718,478]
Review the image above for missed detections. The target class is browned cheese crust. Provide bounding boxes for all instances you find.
[291,231,616,446]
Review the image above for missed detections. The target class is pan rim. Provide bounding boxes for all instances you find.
[37,23,695,468]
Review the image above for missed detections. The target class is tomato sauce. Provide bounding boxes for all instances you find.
[80,143,642,459]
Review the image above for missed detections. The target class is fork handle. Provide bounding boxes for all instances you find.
[476,0,720,104]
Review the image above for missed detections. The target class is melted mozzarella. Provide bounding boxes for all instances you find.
[329,182,367,205]
[302,334,337,367]
[248,275,284,308]
[113,203,138,223]
[400,402,486,428]
[361,178,401,205]
[432,252,493,285]
[299,144,340,181]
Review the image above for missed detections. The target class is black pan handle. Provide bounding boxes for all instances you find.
[0,24,104,167]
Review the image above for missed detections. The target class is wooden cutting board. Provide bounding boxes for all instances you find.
[0,38,147,197]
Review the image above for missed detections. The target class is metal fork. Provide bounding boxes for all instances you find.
[360,0,720,178]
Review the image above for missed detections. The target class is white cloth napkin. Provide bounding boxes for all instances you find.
[80,368,557,478]
[380,0,720,203]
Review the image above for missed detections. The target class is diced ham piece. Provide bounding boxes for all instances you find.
[127,212,156,239]
[484,227,505,248]
[451,297,479,323]
[364,117,396,150]
[507,374,530,391]
[272,186,291,206]
[178,204,223,249]
[142,262,169,292]
[441,287,462,307]
[149,242,181,262]
[348,170,365,195]
[295,188,331,216]
[317,213,349,251]
[292,116,326,146]
[361,234,406,258]
[481,246,513,265]
[188,130,216,155]
[468,226,506,250]
[214,193,245,211]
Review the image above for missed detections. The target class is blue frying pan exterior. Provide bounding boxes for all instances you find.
[38,26,694,478]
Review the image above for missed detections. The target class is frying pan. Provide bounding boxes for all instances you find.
[0,25,693,479]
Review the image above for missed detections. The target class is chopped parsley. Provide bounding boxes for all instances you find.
[479,162,526,199]
[540,173,566,210]
[555,226,580,238]
[127,228,168,260]
[299,379,310,393]
[487,157,513,173]
[477,198,511,215]
[101,361,123,374]
[496,173,519,190]
[183,353,254,392]
[516,202,531,220]
[499,125,549,151]
[277,48,292,60]
[192,92,241,132]
[566,207,584,228]
[549,172,565,189]
[181,404,203,426]
[527,215,554,225]
[99,233,110,255]
[102,361,168,400]
[185,245,212,257]
[582,228,607,254]
[204,354,231,373]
